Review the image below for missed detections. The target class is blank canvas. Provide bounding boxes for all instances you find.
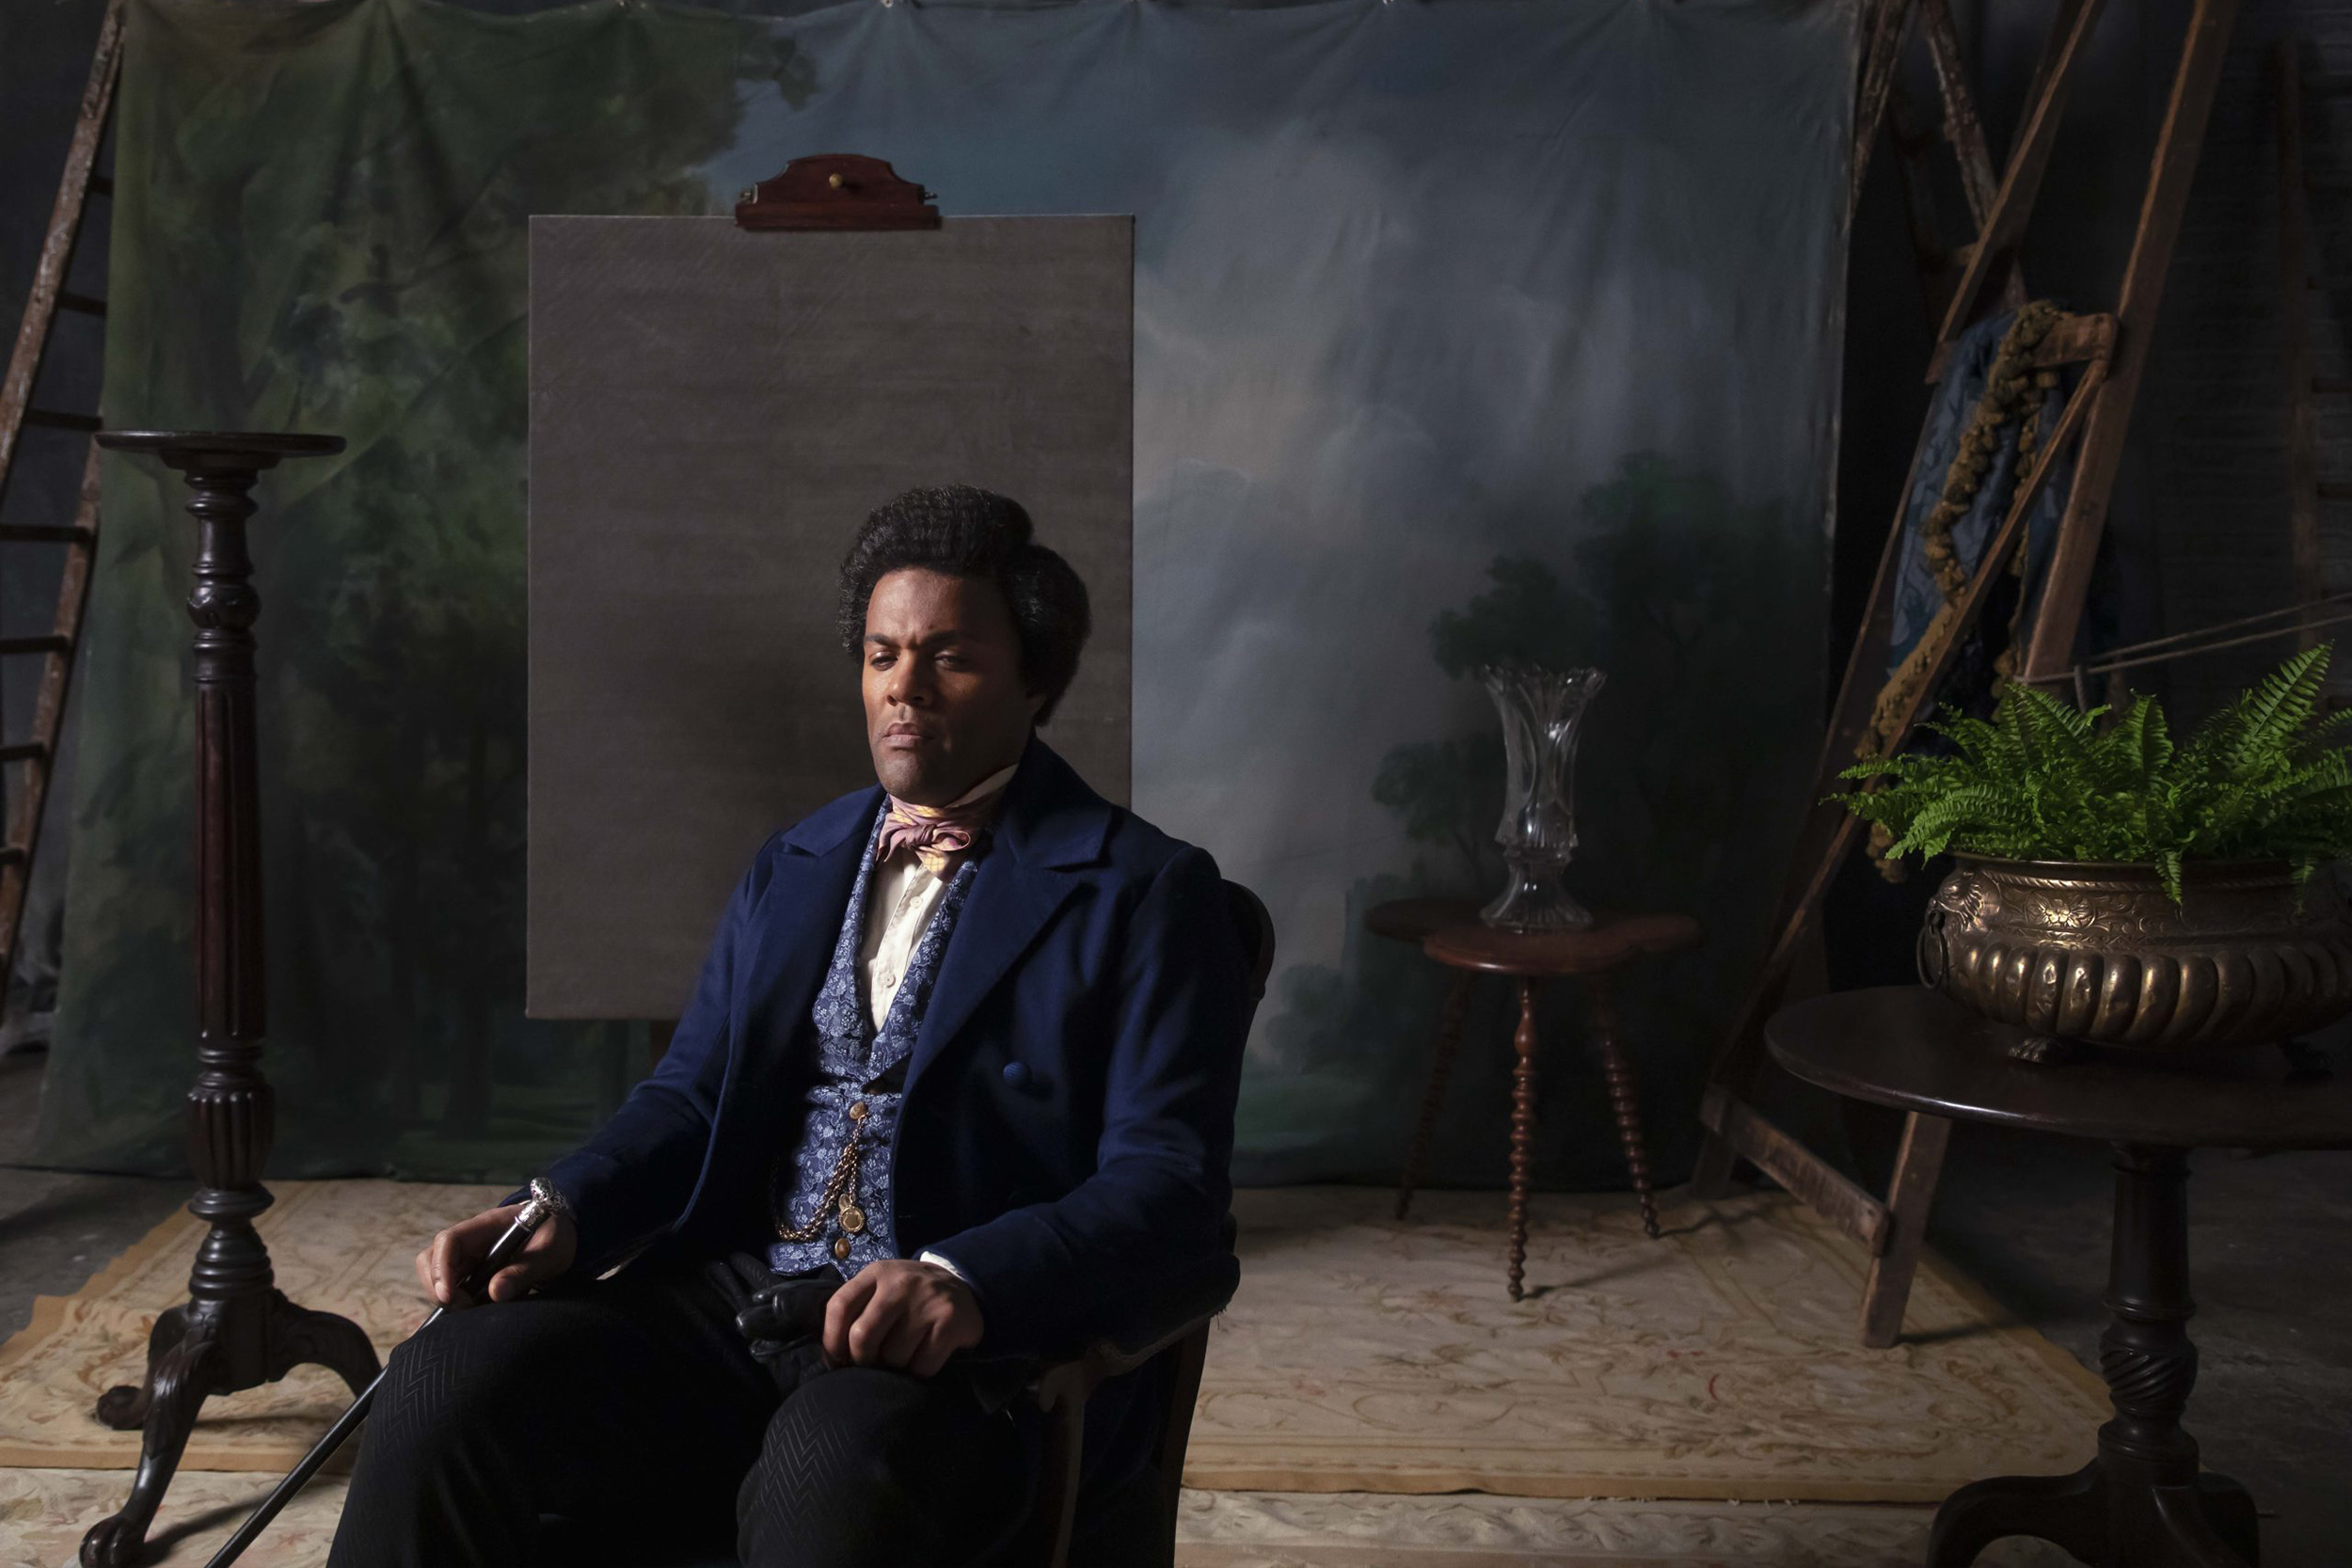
[527,214,1132,1020]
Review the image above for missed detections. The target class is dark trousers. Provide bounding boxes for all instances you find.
[326,1257,1043,1568]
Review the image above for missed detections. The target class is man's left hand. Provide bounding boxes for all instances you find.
[823,1259,985,1377]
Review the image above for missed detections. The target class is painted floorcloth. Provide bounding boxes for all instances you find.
[0,1183,2104,1502]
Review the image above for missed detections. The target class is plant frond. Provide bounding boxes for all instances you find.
[1830,651,2352,901]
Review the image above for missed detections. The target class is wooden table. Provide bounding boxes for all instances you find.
[1768,986,2352,1568]
[1368,898,1700,1299]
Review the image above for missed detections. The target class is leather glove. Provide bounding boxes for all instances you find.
[735,1272,841,1347]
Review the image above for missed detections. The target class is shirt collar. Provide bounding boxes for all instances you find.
[946,762,1020,810]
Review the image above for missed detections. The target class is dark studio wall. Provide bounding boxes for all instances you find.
[2138,0,2352,722]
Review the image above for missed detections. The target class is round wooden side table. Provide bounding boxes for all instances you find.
[1768,985,2352,1568]
[1368,898,1701,1300]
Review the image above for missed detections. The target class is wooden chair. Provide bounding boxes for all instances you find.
[1010,879,1276,1568]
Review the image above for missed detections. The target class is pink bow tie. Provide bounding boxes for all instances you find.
[877,798,994,877]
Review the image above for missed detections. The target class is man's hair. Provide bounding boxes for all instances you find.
[837,484,1092,723]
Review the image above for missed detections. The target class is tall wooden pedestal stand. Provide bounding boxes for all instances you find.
[80,432,379,1568]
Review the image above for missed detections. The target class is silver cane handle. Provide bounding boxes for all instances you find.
[456,1178,560,1301]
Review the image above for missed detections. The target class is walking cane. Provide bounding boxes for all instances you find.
[203,1180,563,1568]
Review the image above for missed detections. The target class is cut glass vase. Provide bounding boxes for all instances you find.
[1479,663,1605,931]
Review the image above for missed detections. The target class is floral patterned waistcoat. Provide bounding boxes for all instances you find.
[766,812,978,1277]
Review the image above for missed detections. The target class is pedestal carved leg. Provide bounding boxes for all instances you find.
[93,1305,189,1431]
[1396,971,1474,1220]
[80,1323,221,1566]
[2094,1145,2255,1566]
[266,1291,382,1398]
[1925,1144,2259,1568]
[2183,1476,2261,1565]
[1926,1461,2107,1566]
[2097,1145,2205,1491]
[1507,978,1539,1301]
[1584,975,1658,1239]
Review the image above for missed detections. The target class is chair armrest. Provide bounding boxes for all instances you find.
[1015,1248,1240,1408]
[1004,1218,1243,1568]
[1033,1307,1216,1406]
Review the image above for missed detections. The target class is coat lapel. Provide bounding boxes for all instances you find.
[906,856,1074,1090]
[906,740,1109,1090]
[734,787,879,1086]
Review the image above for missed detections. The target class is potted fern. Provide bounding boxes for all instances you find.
[1836,645,2352,1060]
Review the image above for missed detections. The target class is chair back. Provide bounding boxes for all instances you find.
[1221,879,1278,1015]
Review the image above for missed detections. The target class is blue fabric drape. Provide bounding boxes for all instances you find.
[1884,307,2074,682]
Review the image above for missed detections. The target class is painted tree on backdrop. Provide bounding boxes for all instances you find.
[1246,453,1817,1186]
[54,1,815,1174]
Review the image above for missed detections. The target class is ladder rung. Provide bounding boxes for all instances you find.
[2321,482,2352,502]
[2318,378,2352,396]
[22,409,101,434]
[56,291,105,318]
[0,847,24,867]
[0,744,49,766]
[0,637,72,657]
[0,525,93,546]
[87,175,113,198]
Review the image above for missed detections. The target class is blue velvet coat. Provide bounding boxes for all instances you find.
[540,737,1250,1476]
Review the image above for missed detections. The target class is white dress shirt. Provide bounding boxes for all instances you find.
[868,761,1017,1293]
[858,762,1017,1030]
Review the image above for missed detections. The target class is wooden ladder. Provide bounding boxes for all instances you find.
[1692,0,2242,1348]
[1851,0,2027,325]
[0,0,125,1038]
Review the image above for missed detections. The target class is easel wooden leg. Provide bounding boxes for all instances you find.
[1396,971,1475,1220]
[1858,1111,1953,1349]
[1691,964,1790,1198]
[1690,1127,1740,1200]
[1507,978,1540,1301]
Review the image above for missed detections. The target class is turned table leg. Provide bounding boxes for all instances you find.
[1507,978,1540,1301]
[1585,974,1659,1240]
[1396,971,1475,1220]
[1927,1145,2257,1568]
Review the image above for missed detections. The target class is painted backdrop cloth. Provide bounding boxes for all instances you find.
[42,0,1851,1182]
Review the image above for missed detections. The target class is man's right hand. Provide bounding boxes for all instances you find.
[416,1202,579,1309]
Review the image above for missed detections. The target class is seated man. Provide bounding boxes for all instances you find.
[328,485,1251,1568]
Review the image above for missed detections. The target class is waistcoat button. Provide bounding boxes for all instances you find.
[1001,1061,1031,1088]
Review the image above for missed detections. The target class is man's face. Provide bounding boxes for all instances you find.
[862,567,1043,805]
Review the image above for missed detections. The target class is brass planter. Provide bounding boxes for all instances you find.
[1917,855,2352,1058]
